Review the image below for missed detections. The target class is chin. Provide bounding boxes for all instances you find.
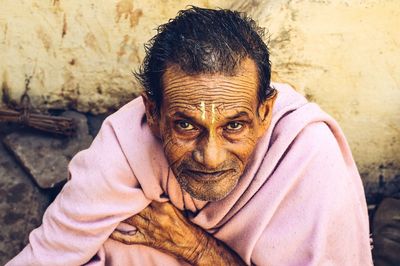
[176,173,241,202]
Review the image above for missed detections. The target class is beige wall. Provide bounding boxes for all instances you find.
[0,0,226,113]
[0,0,399,183]
[231,0,400,184]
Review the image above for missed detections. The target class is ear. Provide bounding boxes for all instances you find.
[257,89,278,131]
[141,93,161,138]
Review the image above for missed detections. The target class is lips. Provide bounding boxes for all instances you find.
[183,169,232,182]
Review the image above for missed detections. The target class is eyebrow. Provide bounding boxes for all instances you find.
[226,111,252,120]
[170,111,197,121]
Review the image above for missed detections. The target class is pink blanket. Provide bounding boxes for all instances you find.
[7,83,373,265]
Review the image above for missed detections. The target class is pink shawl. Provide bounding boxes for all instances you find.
[7,83,373,265]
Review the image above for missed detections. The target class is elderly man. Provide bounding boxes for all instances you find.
[7,7,372,266]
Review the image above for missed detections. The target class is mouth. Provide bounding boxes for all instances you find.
[183,169,233,182]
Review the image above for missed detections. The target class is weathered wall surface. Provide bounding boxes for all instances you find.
[0,0,399,184]
[229,0,400,184]
[0,0,226,113]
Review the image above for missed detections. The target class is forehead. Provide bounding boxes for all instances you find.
[161,58,259,113]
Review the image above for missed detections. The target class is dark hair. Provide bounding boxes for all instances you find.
[135,6,273,111]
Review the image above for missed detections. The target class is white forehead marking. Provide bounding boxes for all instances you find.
[200,101,206,120]
[211,103,216,124]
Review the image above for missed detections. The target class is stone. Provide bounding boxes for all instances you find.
[86,113,109,137]
[3,111,93,189]
[364,175,400,206]
[0,141,50,265]
[372,197,400,266]
[381,175,400,199]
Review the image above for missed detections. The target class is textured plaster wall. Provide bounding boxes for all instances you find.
[0,0,226,113]
[229,0,400,184]
[0,0,399,183]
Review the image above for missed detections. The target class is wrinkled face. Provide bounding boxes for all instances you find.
[144,58,276,201]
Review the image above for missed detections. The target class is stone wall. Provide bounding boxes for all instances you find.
[0,0,399,184]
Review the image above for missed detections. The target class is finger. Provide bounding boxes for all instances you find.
[149,201,187,223]
[123,213,150,229]
[151,201,178,217]
[150,200,172,211]
[155,200,185,219]
[138,204,154,218]
[110,229,146,245]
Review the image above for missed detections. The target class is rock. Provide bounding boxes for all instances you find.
[0,141,50,265]
[372,197,400,266]
[3,111,93,189]
[382,175,400,199]
[86,113,109,137]
[364,175,400,206]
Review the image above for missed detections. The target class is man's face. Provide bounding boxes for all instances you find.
[144,58,276,201]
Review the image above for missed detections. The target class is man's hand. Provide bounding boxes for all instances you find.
[110,201,246,265]
[111,201,206,263]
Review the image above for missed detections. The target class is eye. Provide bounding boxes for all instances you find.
[225,121,243,131]
[175,120,195,131]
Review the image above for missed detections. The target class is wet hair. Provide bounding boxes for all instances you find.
[135,6,273,112]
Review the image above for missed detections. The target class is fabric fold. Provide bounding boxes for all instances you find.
[7,83,372,266]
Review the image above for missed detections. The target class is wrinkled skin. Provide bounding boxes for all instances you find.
[145,58,276,201]
[112,58,277,264]
[111,201,246,265]
[111,201,207,263]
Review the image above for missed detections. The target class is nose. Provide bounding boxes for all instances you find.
[192,134,227,169]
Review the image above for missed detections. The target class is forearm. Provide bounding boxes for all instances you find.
[112,201,247,265]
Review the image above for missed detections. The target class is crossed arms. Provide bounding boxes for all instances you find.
[111,201,246,265]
